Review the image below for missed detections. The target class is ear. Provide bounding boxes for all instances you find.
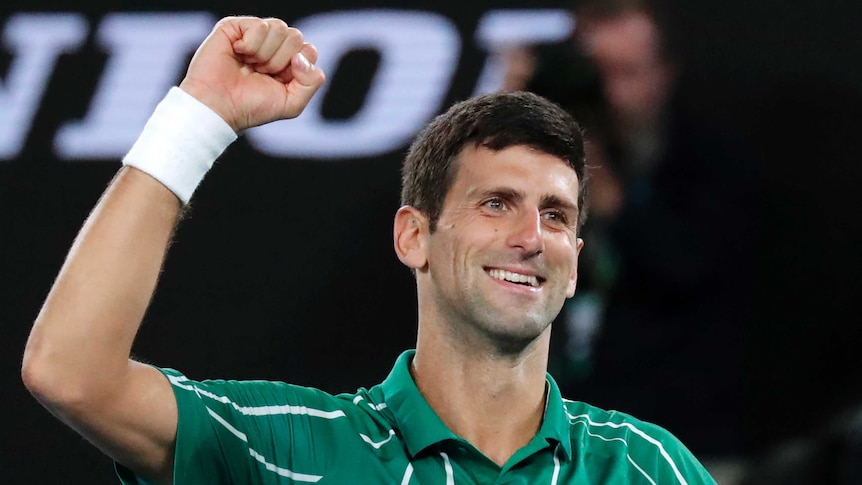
[393,205,429,270]
[565,237,585,298]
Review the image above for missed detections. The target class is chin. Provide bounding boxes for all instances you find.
[479,319,550,357]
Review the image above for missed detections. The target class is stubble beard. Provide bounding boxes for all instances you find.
[444,290,558,358]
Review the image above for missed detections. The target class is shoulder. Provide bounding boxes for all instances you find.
[561,399,717,484]
[162,368,365,408]
[139,370,399,484]
[562,398,676,442]
[160,368,392,430]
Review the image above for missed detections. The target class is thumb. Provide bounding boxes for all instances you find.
[282,50,326,118]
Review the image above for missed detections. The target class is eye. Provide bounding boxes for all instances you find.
[541,210,568,224]
[483,198,507,211]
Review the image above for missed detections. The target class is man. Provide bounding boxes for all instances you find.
[22,16,715,484]
[574,0,677,177]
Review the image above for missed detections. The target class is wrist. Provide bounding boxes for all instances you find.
[122,87,238,204]
[178,79,241,132]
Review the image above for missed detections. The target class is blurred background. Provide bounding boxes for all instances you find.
[2,0,861,483]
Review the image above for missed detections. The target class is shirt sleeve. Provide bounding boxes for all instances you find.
[625,418,718,485]
[116,367,350,485]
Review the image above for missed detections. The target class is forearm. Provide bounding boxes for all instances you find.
[23,167,181,406]
[20,16,325,481]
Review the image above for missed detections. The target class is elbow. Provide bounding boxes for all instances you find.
[21,337,44,395]
[21,341,89,412]
[21,355,49,403]
[22,346,61,406]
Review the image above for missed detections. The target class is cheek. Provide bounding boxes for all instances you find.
[551,237,580,274]
[428,232,467,276]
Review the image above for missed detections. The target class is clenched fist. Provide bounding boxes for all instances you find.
[179,16,326,132]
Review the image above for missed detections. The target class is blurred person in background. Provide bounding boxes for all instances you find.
[569,0,677,178]
[502,0,756,479]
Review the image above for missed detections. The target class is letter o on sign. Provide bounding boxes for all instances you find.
[245,10,461,159]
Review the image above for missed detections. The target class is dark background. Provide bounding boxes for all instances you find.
[2,0,861,483]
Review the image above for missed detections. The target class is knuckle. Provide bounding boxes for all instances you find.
[265,18,290,33]
[218,15,253,27]
[215,16,235,29]
[256,19,271,32]
[285,27,304,47]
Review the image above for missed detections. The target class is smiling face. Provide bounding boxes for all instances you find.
[412,144,583,353]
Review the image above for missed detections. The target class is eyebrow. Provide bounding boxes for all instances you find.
[475,188,579,214]
[477,187,524,202]
[540,194,579,214]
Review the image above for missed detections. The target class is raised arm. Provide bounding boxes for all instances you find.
[21,16,325,484]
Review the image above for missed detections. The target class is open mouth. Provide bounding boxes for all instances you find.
[486,268,544,288]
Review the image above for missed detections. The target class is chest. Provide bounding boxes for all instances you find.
[310,440,647,485]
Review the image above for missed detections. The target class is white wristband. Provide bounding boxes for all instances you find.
[122,87,238,204]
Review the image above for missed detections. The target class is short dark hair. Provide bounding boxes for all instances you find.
[400,91,588,233]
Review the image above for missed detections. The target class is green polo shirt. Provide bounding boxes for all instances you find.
[117,350,716,484]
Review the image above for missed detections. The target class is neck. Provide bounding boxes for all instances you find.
[412,322,551,466]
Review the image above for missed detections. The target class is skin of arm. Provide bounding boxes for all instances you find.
[20,16,325,485]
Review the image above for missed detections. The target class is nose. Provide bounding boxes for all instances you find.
[506,209,544,256]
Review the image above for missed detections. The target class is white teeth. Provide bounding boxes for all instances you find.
[489,269,539,287]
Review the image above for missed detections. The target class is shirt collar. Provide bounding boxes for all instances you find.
[538,373,573,461]
[380,350,572,461]
[380,350,459,457]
